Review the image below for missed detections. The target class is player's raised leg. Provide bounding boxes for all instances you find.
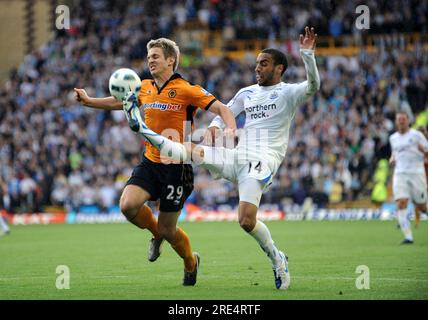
[122,92,217,167]
[122,91,190,162]
[238,179,290,290]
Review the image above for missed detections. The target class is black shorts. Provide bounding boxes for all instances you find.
[126,156,194,212]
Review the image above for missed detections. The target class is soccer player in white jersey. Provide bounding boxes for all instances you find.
[0,177,11,235]
[389,112,428,244]
[123,27,320,289]
[0,215,10,235]
[414,125,428,228]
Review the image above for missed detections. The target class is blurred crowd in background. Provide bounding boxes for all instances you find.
[1,0,427,213]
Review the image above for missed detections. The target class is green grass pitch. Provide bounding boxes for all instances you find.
[0,220,427,300]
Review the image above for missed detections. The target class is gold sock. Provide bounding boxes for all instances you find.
[170,228,195,272]
[130,205,160,239]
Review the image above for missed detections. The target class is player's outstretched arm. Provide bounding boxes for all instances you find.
[74,88,122,110]
[205,88,248,145]
[207,101,237,134]
[298,26,320,97]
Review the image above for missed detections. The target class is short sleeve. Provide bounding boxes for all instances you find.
[209,87,249,129]
[417,131,428,148]
[283,82,310,111]
[187,85,217,110]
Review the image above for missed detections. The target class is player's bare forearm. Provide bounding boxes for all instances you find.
[209,101,237,131]
[83,96,122,110]
[74,88,122,110]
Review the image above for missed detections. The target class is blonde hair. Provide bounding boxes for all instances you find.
[147,38,180,72]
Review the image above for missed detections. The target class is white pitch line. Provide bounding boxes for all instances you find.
[0,275,129,281]
[0,275,427,283]
[292,275,428,283]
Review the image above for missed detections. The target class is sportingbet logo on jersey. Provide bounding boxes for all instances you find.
[143,102,182,111]
[245,104,277,120]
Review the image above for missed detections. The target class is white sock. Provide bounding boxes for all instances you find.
[397,208,413,241]
[200,146,215,165]
[0,215,10,233]
[139,126,188,162]
[249,220,282,268]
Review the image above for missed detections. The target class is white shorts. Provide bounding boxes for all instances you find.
[393,172,427,204]
[200,146,279,207]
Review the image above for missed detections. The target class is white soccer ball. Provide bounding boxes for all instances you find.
[108,68,142,101]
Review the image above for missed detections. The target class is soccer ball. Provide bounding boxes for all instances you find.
[108,68,142,101]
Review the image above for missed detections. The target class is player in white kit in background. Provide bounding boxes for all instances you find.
[0,177,11,235]
[123,27,320,290]
[389,112,428,244]
[0,215,10,235]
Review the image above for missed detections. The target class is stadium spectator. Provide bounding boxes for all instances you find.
[0,0,427,215]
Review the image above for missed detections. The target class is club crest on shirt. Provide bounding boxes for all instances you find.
[168,89,177,98]
[270,91,279,99]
